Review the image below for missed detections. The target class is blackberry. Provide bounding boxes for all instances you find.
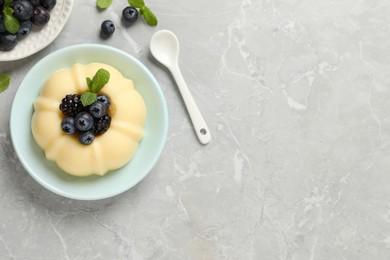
[59,94,83,116]
[94,114,111,135]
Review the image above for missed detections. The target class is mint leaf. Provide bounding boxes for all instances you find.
[86,77,92,88]
[97,0,112,9]
[128,0,145,8]
[4,0,12,6]
[141,6,158,26]
[89,68,110,93]
[3,8,19,34]
[81,91,97,107]
[0,74,10,93]
[81,68,110,105]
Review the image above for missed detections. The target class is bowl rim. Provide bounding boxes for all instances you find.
[10,43,169,200]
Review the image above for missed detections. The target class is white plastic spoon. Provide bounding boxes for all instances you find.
[150,30,211,144]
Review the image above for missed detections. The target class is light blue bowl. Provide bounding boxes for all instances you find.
[10,44,168,200]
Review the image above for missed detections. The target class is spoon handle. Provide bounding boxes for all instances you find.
[170,65,211,144]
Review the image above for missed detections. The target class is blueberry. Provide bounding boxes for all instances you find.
[28,0,40,7]
[75,112,94,132]
[61,117,76,135]
[89,101,106,118]
[0,0,3,9]
[100,20,115,38]
[17,20,32,38]
[0,15,6,33]
[31,6,50,26]
[40,0,56,10]
[0,33,18,51]
[10,0,34,21]
[96,94,110,109]
[122,6,138,24]
[78,131,95,145]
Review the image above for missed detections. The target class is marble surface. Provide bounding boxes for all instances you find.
[1,0,390,259]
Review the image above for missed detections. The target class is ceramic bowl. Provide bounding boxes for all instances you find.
[10,44,168,200]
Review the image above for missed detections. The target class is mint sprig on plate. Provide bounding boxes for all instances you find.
[81,68,110,107]
[0,74,10,93]
[2,0,20,33]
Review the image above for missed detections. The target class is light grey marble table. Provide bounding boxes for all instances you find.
[1,0,390,259]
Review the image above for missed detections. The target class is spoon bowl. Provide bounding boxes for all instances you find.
[150,30,211,144]
[150,30,179,68]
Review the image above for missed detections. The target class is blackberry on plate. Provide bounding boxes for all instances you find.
[59,94,83,116]
[94,114,111,135]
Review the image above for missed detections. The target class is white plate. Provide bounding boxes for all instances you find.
[0,0,73,61]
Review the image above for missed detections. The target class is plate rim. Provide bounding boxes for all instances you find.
[10,43,169,200]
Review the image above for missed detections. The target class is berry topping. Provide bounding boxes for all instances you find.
[58,69,112,145]
[94,114,111,135]
[61,117,76,135]
[75,112,94,132]
[89,101,106,118]
[78,131,95,145]
[96,94,110,109]
[100,20,115,38]
[59,94,83,116]
[122,6,138,24]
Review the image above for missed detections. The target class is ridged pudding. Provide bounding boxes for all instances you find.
[31,63,147,177]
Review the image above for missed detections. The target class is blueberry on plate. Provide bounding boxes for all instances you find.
[31,6,50,26]
[0,15,6,33]
[100,20,115,38]
[61,117,76,135]
[17,20,32,38]
[0,33,18,51]
[89,101,106,118]
[10,0,34,21]
[78,131,95,145]
[122,6,138,24]
[40,0,56,10]
[29,0,40,7]
[75,112,94,132]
